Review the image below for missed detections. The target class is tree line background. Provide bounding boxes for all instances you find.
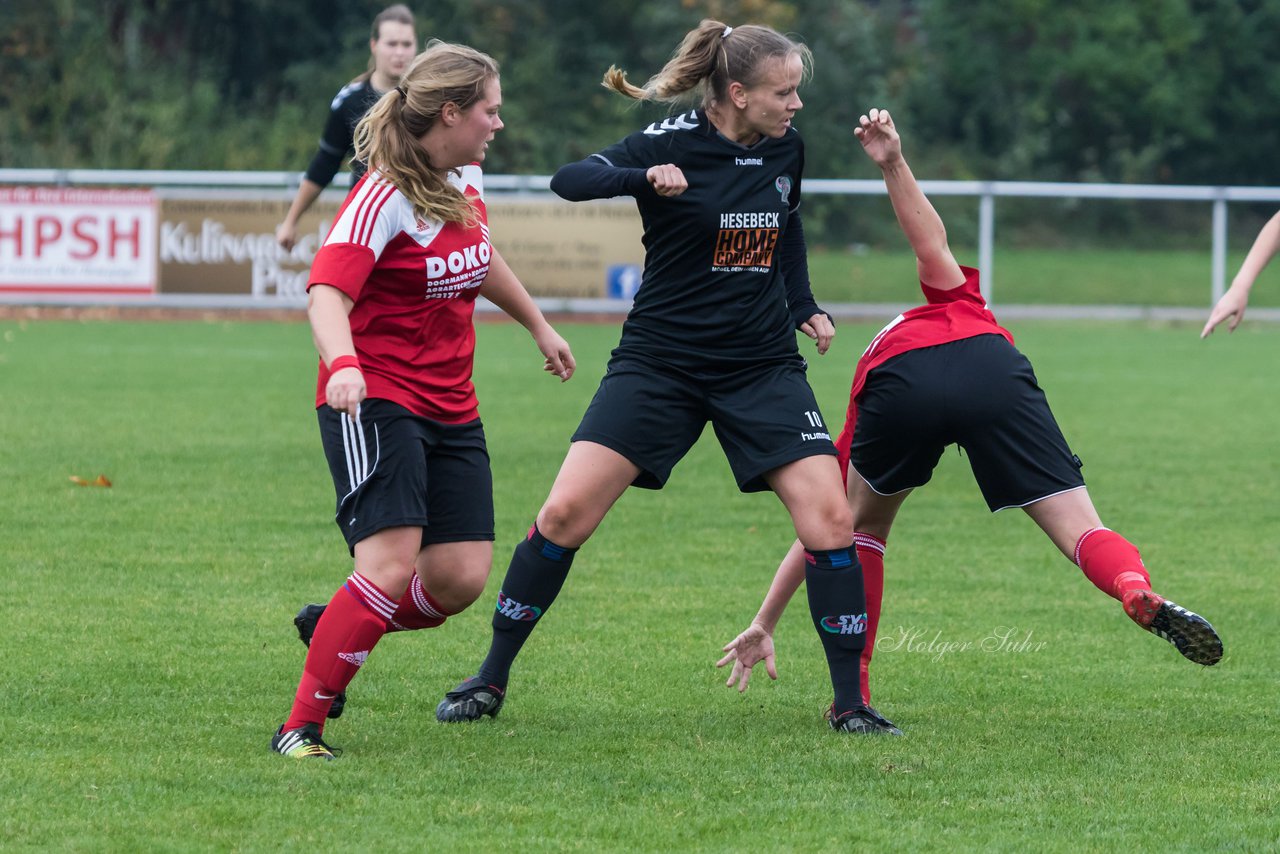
[4,0,1279,246]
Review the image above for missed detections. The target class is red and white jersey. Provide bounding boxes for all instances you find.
[308,165,491,422]
[834,266,1015,476]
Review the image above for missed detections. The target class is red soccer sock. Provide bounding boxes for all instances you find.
[854,532,886,707]
[282,572,395,732]
[1073,528,1152,601]
[386,573,452,632]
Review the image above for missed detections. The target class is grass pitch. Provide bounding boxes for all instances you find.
[1,315,1276,851]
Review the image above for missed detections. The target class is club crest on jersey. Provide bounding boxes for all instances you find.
[775,176,792,205]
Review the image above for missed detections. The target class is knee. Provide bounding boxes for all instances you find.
[356,561,416,600]
[824,499,855,541]
[536,497,592,547]
[852,510,894,541]
[803,499,855,551]
[430,560,491,613]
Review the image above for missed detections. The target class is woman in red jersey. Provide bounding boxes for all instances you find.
[717,109,1224,735]
[270,41,576,760]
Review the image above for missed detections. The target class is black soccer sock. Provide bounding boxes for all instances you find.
[803,545,867,713]
[477,524,578,687]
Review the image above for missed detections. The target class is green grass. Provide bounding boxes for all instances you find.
[810,247,1280,308]
[1,316,1277,851]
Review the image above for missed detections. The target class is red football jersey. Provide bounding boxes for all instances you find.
[308,165,491,422]
[834,266,1015,476]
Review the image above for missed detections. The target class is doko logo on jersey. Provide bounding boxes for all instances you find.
[821,613,868,635]
[423,239,491,299]
[495,592,542,621]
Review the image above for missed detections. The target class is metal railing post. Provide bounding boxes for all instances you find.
[978,186,995,303]
[1211,194,1228,305]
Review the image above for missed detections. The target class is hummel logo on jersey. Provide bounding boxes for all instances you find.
[643,111,700,136]
[337,650,369,667]
[821,613,868,635]
[735,157,763,166]
[495,592,542,622]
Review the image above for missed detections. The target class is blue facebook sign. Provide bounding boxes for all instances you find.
[606,264,642,300]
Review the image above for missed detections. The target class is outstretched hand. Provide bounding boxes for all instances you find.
[1201,284,1250,338]
[716,622,778,693]
[854,108,902,168]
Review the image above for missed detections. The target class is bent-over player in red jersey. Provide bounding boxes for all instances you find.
[716,108,1224,735]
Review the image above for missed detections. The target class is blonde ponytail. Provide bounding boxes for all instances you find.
[602,20,811,108]
[354,41,499,226]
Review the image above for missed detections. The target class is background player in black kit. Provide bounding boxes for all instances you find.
[275,4,418,251]
[437,20,880,734]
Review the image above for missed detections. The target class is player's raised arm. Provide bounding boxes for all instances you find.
[855,109,965,290]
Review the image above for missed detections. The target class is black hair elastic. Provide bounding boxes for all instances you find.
[395,85,408,100]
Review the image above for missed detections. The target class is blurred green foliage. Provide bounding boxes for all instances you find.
[3,0,1278,246]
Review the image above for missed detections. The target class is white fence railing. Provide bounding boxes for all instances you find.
[3,168,1279,309]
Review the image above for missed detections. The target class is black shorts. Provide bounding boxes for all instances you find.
[317,399,495,554]
[849,334,1084,511]
[572,356,836,493]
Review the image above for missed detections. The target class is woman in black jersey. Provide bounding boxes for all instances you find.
[275,4,418,251]
[437,20,879,734]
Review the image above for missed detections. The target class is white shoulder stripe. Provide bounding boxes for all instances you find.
[643,110,700,136]
[329,178,394,245]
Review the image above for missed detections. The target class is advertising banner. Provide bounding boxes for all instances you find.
[157,193,643,301]
[0,187,157,295]
[1,186,644,301]
[157,194,331,299]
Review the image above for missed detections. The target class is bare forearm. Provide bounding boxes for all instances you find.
[1234,211,1280,290]
[879,159,958,283]
[284,179,325,227]
[480,249,552,335]
[307,285,356,365]
[753,540,809,632]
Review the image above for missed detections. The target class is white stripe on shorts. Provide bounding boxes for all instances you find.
[339,404,380,503]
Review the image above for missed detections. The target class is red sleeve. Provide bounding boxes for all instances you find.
[920,265,984,307]
[307,242,376,301]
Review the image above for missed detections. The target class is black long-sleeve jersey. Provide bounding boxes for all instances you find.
[551,109,823,373]
[304,79,382,187]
